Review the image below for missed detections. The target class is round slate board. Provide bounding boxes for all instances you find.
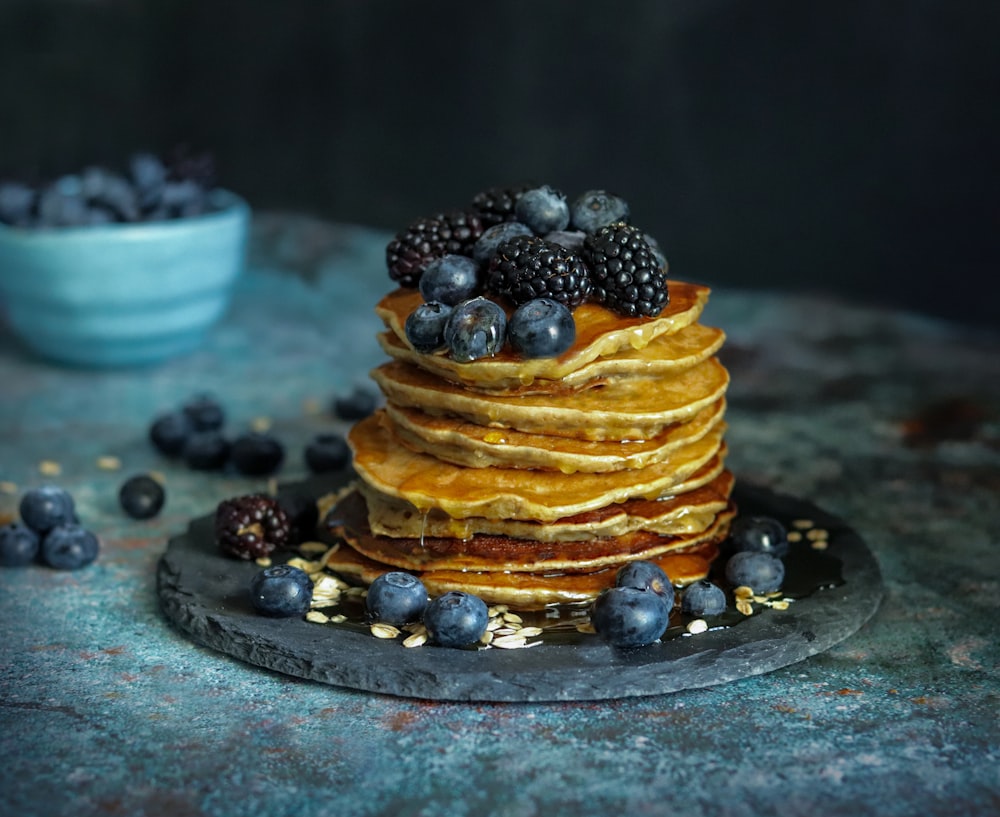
[157,477,883,702]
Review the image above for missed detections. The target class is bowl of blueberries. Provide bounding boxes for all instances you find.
[0,150,249,367]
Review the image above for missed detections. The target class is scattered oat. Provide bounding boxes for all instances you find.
[267,477,278,497]
[148,470,166,484]
[96,456,122,471]
[791,519,814,529]
[806,528,829,541]
[286,557,323,574]
[255,556,272,567]
[327,614,348,624]
[494,627,520,637]
[811,539,829,550]
[787,531,803,542]
[250,416,272,433]
[768,600,791,610]
[687,618,708,634]
[306,611,330,624]
[488,604,509,617]
[298,541,328,555]
[486,617,504,632]
[491,634,528,649]
[517,626,544,638]
[302,397,322,416]
[403,631,427,648]
[575,621,597,634]
[502,612,523,625]
[38,460,61,476]
[736,599,754,616]
[344,586,367,598]
[0,481,17,495]
[480,630,495,645]
[733,586,754,600]
[370,623,401,639]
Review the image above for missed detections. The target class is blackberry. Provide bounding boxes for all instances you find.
[469,184,532,227]
[487,236,591,309]
[583,223,669,318]
[215,494,291,560]
[386,210,485,287]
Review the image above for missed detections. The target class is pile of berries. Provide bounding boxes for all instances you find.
[590,515,792,648]
[0,149,221,229]
[0,485,99,570]
[148,392,370,477]
[389,185,671,362]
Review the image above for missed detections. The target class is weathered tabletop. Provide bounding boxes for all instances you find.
[1,213,997,817]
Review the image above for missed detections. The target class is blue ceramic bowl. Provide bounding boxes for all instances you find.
[0,190,249,367]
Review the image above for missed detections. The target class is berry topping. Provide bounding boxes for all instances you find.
[470,184,532,227]
[230,432,285,476]
[404,301,453,353]
[333,386,378,420]
[182,394,226,432]
[728,515,790,558]
[725,551,785,594]
[182,430,230,471]
[249,565,313,617]
[615,560,676,610]
[472,221,534,265]
[542,229,587,253]
[514,185,570,234]
[366,572,429,626]
[215,494,291,560]
[0,523,40,567]
[487,236,592,309]
[41,524,99,570]
[507,298,576,359]
[570,190,631,233]
[681,580,727,617]
[583,222,668,318]
[419,254,482,306]
[118,474,166,520]
[423,591,489,648]
[590,586,670,648]
[149,411,193,457]
[19,485,76,533]
[386,210,485,287]
[304,433,351,473]
[444,297,508,362]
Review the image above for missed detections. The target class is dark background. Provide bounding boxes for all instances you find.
[1,0,996,327]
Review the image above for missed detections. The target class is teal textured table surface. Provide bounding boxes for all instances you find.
[1,213,998,817]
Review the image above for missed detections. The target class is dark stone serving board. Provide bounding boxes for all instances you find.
[157,477,883,702]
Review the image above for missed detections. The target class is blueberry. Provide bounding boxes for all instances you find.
[333,387,377,420]
[278,493,319,544]
[162,179,206,219]
[37,184,89,227]
[182,430,230,470]
[419,254,482,306]
[590,586,670,648]
[543,229,587,252]
[129,152,167,209]
[681,580,727,617]
[444,297,507,362]
[725,551,785,594]
[616,560,675,610]
[366,572,429,626]
[473,221,534,265]
[514,185,570,234]
[507,298,576,359]
[249,565,313,617]
[644,233,667,269]
[0,181,36,226]
[0,523,40,566]
[404,301,453,353]
[118,474,166,520]
[423,591,489,648]
[149,410,193,457]
[41,524,99,570]
[304,433,351,473]
[728,515,789,558]
[182,394,225,431]
[230,432,285,476]
[19,485,76,533]
[570,190,630,233]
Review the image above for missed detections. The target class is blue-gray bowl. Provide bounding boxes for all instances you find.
[0,190,249,367]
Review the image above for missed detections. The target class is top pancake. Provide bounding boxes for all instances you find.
[375,280,711,390]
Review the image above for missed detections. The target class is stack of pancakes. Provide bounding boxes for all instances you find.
[323,280,735,609]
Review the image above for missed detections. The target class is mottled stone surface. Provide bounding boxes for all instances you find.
[1,214,998,816]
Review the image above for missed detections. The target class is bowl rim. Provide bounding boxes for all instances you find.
[0,188,249,241]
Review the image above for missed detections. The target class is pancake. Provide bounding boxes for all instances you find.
[375,280,711,389]
[328,486,735,575]
[377,321,726,395]
[371,356,730,441]
[321,533,722,609]
[358,469,735,542]
[383,397,726,473]
[348,410,727,522]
